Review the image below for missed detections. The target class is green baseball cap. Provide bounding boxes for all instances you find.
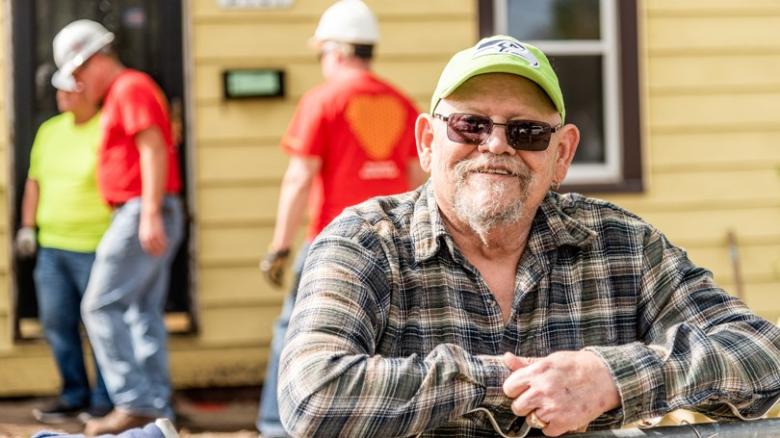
[430,35,565,121]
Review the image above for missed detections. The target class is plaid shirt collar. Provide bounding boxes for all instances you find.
[411,182,597,264]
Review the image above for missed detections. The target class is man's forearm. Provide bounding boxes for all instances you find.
[20,179,39,227]
[137,127,168,214]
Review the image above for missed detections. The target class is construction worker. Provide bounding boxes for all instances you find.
[257,1,425,436]
[51,19,184,434]
[19,68,113,425]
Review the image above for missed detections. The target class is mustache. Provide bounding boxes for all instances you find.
[454,156,531,181]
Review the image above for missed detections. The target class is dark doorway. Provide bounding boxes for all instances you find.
[10,0,194,338]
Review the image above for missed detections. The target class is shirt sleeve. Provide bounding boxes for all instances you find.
[278,229,511,437]
[585,228,780,428]
[116,79,169,139]
[280,91,328,158]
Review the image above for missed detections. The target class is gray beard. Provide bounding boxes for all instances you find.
[452,157,531,246]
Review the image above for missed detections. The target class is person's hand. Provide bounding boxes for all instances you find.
[139,211,168,256]
[502,350,620,436]
[260,249,290,288]
[15,227,37,258]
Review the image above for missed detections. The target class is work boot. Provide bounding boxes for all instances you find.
[32,399,87,424]
[83,408,155,436]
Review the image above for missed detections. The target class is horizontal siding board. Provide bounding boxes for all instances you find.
[195,101,296,141]
[192,0,473,21]
[686,243,780,284]
[648,54,780,92]
[198,226,272,264]
[647,0,780,14]
[648,131,780,168]
[603,168,780,205]
[646,16,780,52]
[198,305,277,344]
[194,60,445,103]
[622,208,780,244]
[200,265,291,304]
[648,92,780,130]
[194,20,474,61]
[198,144,288,184]
[199,185,279,223]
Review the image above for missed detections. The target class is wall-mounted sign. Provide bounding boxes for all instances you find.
[223,69,285,99]
[218,0,293,8]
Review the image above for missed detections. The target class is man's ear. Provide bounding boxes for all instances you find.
[415,113,434,172]
[552,123,580,183]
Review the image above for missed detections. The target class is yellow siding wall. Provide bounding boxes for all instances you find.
[600,0,780,322]
[188,0,476,384]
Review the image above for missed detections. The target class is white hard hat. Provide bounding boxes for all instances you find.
[312,0,379,46]
[52,19,115,81]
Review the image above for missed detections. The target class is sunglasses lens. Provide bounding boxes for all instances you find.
[447,113,492,145]
[506,122,552,151]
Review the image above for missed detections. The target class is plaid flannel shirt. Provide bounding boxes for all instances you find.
[279,182,780,437]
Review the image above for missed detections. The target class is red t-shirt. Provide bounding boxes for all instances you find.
[281,70,419,240]
[98,69,181,204]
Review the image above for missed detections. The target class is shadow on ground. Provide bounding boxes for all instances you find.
[0,386,261,438]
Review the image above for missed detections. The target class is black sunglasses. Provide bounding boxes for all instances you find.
[433,112,562,151]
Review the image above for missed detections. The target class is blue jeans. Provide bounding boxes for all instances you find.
[34,247,112,410]
[257,243,310,437]
[81,196,184,419]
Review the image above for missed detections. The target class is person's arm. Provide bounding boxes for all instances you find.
[584,230,780,428]
[15,178,40,257]
[20,178,39,228]
[136,126,168,256]
[278,231,511,437]
[269,155,320,252]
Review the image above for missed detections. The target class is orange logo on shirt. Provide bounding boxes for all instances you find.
[345,95,407,160]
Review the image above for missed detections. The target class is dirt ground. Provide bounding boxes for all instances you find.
[0,386,261,438]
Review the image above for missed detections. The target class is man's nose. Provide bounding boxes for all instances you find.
[477,125,516,156]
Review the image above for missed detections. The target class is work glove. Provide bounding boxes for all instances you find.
[260,248,291,288]
[15,227,37,258]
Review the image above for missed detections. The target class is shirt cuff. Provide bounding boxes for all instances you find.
[584,343,667,426]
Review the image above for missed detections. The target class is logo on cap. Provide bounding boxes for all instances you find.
[472,38,540,68]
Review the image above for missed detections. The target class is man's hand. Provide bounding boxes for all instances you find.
[502,350,620,436]
[139,210,168,256]
[15,227,37,258]
[260,249,290,288]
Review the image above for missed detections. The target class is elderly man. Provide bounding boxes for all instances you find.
[277,35,780,437]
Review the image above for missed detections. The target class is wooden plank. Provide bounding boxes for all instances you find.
[647,54,780,92]
[685,243,780,284]
[646,16,780,52]
[192,0,473,20]
[0,341,269,395]
[199,185,280,223]
[618,207,780,244]
[200,264,306,304]
[193,20,475,61]
[0,315,9,351]
[648,131,780,168]
[198,226,272,264]
[197,144,288,184]
[194,59,446,103]
[195,100,296,142]
[647,0,780,14]
[198,304,278,344]
[648,92,780,130]
[736,281,780,323]
[604,168,780,206]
